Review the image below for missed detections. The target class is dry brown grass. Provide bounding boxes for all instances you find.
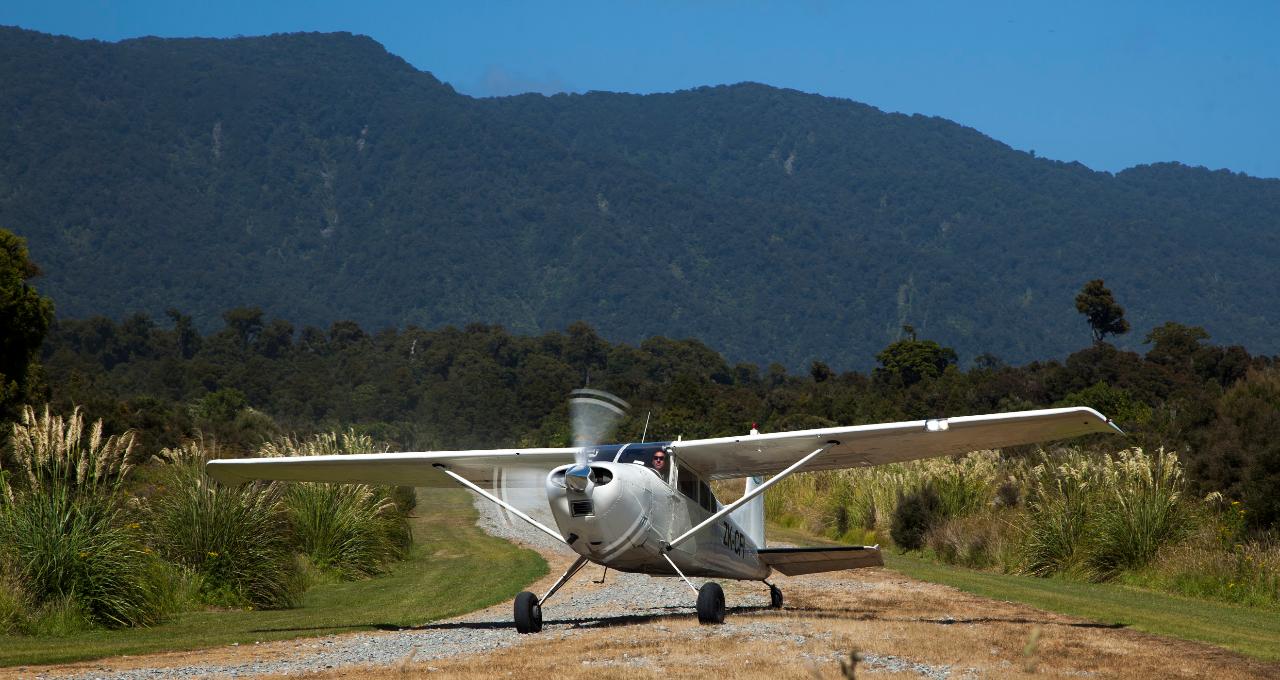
[263,566,1277,680]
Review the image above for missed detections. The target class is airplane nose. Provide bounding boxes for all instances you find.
[565,464,592,492]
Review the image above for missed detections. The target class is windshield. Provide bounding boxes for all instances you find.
[615,443,671,481]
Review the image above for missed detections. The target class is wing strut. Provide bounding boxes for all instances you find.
[664,441,837,552]
[432,464,568,545]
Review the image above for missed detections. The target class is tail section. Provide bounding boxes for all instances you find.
[731,475,766,549]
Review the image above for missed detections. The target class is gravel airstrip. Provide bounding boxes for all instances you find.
[13,499,1279,679]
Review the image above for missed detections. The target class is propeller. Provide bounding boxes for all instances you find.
[566,389,629,490]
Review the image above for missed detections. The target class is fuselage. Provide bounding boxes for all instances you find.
[545,442,770,580]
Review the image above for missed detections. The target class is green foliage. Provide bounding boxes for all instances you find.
[925,510,1021,571]
[0,573,30,635]
[0,229,54,419]
[259,431,410,580]
[891,484,944,550]
[0,406,162,628]
[1021,448,1188,580]
[874,338,958,387]
[1144,322,1210,369]
[1058,381,1152,426]
[148,443,302,609]
[1075,279,1130,344]
[1197,367,1280,529]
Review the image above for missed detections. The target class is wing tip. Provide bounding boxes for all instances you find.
[1071,406,1126,436]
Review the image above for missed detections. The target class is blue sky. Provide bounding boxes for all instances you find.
[4,1,1278,178]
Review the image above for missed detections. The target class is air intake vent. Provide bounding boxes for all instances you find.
[570,500,594,517]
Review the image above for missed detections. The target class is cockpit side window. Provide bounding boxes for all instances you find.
[698,481,716,512]
[677,465,716,513]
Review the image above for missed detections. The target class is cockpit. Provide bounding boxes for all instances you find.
[615,443,670,482]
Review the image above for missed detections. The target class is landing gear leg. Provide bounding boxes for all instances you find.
[696,582,726,624]
[768,583,784,609]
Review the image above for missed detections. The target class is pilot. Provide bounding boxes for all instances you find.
[652,448,669,479]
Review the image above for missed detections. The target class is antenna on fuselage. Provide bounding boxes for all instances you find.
[640,411,651,442]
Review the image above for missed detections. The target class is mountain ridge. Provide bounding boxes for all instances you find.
[2,26,1277,369]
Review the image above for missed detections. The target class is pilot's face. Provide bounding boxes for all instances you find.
[653,452,667,469]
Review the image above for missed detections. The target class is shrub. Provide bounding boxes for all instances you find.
[1089,447,1189,577]
[891,483,944,550]
[0,571,29,634]
[925,510,1022,571]
[0,405,163,628]
[259,430,410,579]
[149,442,302,608]
[1127,520,1280,609]
[1021,447,1189,579]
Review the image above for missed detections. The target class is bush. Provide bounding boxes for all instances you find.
[0,572,29,635]
[1089,447,1189,577]
[149,442,302,608]
[925,510,1022,571]
[1127,520,1280,609]
[1022,447,1189,579]
[259,431,411,580]
[283,483,408,580]
[891,483,944,550]
[0,405,164,628]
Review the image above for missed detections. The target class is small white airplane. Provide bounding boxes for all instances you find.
[206,390,1121,633]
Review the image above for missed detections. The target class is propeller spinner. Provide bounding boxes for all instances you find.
[566,389,629,491]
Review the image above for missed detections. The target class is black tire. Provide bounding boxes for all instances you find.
[696,582,726,624]
[769,584,784,609]
[514,591,542,634]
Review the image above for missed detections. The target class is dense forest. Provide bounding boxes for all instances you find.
[2,26,1279,369]
[27,297,1280,531]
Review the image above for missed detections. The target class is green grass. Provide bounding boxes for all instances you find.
[767,523,1280,662]
[0,489,547,668]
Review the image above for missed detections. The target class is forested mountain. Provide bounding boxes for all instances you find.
[2,26,1278,369]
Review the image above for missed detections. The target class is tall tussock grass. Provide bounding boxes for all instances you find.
[765,450,1000,543]
[1022,447,1188,579]
[0,406,420,634]
[767,444,1273,607]
[0,405,164,629]
[259,430,410,580]
[150,441,303,608]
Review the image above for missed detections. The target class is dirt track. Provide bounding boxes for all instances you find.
[16,503,1280,679]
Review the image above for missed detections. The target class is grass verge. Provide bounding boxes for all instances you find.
[768,523,1280,662]
[0,489,547,668]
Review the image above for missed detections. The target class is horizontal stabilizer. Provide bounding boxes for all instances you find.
[757,545,884,575]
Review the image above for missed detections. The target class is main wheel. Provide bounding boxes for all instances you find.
[514,591,542,634]
[696,582,726,624]
[769,584,784,609]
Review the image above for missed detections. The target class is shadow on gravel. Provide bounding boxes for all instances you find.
[781,606,1129,630]
[357,605,778,633]
[247,605,1115,636]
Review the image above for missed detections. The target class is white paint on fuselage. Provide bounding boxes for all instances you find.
[546,462,771,581]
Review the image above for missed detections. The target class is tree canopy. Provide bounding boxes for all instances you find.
[0,228,54,417]
[1076,279,1130,344]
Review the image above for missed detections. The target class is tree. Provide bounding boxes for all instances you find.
[167,308,201,359]
[0,229,55,417]
[874,338,957,387]
[810,361,832,383]
[1075,279,1129,344]
[1144,322,1209,370]
[222,307,264,348]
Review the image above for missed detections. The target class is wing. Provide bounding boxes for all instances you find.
[204,448,577,488]
[673,407,1123,480]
